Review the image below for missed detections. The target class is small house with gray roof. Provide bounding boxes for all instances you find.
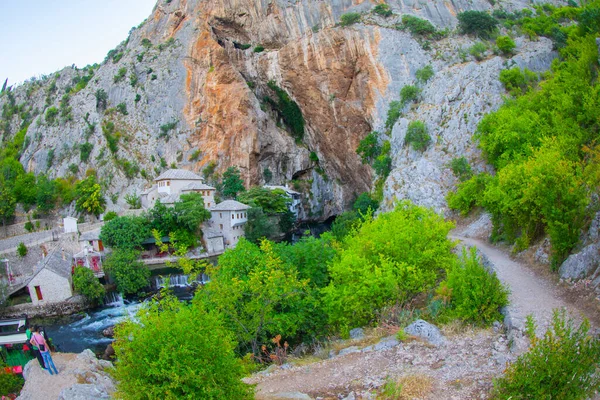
[209,200,251,248]
[26,248,73,306]
[140,169,216,209]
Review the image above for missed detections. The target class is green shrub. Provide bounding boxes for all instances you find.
[159,120,178,138]
[103,211,118,221]
[404,120,430,151]
[17,242,27,257]
[400,85,420,106]
[95,89,108,110]
[45,106,58,124]
[253,45,265,53]
[80,142,93,163]
[116,102,128,115]
[46,149,55,168]
[124,193,141,209]
[141,38,152,48]
[469,42,488,61]
[457,10,498,37]
[401,15,437,36]
[496,35,516,55]
[103,249,150,295]
[112,52,124,63]
[449,156,473,181]
[68,164,79,175]
[340,12,362,26]
[356,131,381,164]
[373,141,392,177]
[113,67,127,84]
[385,101,402,131]
[415,65,434,84]
[266,81,305,141]
[24,221,34,232]
[134,94,141,103]
[492,310,600,399]
[113,295,254,399]
[498,67,539,96]
[373,4,392,17]
[189,149,201,161]
[0,371,23,396]
[102,121,120,154]
[73,266,106,303]
[446,173,490,215]
[437,248,509,325]
[309,151,319,162]
[323,201,456,330]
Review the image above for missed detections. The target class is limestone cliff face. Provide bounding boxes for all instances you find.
[0,0,561,219]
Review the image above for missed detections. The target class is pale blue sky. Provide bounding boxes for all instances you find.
[0,0,157,86]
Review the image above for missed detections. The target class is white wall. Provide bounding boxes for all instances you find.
[27,269,72,305]
[63,218,78,234]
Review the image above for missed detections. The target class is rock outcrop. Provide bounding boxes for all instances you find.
[1,0,560,219]
[18,350,115,400]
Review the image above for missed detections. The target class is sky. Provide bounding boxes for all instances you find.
[0,0,157,87]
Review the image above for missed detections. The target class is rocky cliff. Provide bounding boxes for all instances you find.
[0,0,562,219]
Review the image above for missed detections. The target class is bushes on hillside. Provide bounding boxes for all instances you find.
[405,121,430,151]
[492,310,600,399]
[457,11,498,37]
[401,15,437,36]
[496,35,516,55]
[499,67,539,96]
[113,295,253,399]
[340,12,361,26]
[322,201,455,330]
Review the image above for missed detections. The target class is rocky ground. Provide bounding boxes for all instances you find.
[17,350,115,400]
[247,217,599,399]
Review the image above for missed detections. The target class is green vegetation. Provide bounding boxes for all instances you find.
[219,166,245,199]
[113,295,253,399]
[492,310,600,399]
[415,65,434,84]
[339,12,362,26]
[238,187,294,243]
[95,89,108,110]
[401,15,437,37]
[0,184,16,230]
[373,140,392,177]
[102,121,120,154]
[125,193,142,209]
[266,81,305,142]
[159,120,178,138]
[498,67,539,96]
[0,370,23,397]
[100,216,150,250]
[188,149,201,161]
[457,10,498,38]
[45,106,58,124]
[173,192,211,235]
[73,266,106,303]
[116,102,128,115]
[447,5,600,266]
[75,175,106,216]
[79,142,93,163]
[405,120,430,151]
[104,211,118,221]
[253,45,265,53]
[400,85,420,106]
[469,42,487,61]
[373,4,392,17]
[114,67,127,84]
[449,156,473,182]
[309,151,319,162]
[356,132,380,163]
[141,38,152,48]
[17,242,27,257]
[437,248,509,325]
[496,35,516,55]
[322,201,455,330]
[385,101,402,132]
[103,249,150,295]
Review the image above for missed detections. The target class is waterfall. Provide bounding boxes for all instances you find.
[103,292,124,306]
[152,274,192,289]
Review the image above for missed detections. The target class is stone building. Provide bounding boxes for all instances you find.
[26,249,73,306]
[141,169,216,209]
[209,200,250,248]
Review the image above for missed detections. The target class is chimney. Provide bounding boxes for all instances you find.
[61,248,65,261]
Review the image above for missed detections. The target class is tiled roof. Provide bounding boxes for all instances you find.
[79,229,101,242]
[154,169,203,181]
[182,182,216,191]
[210,200,251,211]
[27,248,72,284]
[158,194,181,204]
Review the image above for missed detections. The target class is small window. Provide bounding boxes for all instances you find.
[208,203,211,207]
[34,286,43,301]
[219,213,222,218]
[219,224,223,230]
[232,214,234,219]
[167,181,170,186]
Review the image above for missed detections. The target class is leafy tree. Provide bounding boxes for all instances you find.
[103,249,150,295]
[243,207,271,244]
[173,192,211,234]
[35,175,58,214]
[385,101,402,131]
[373,4,392,17]
[266,81,305,141]
[356,132,381,164]
[449,157,473,182]
[457,11,498,37]
[353,192,379,215]
[17,242,27,258]
[373,141,392,177]
[95,89,108,110]
[198,239,318,355]
[415,65,434,84]
[331,210,362,241]
[12,172,37,210]
[401,15,437,36]
[219,166,245,199]
[405,120,431,151]
[499,67,539,96]
[113,295,253,399]
[79,142,93,163]
[147,201,178,236]
[100,216,150,250]
[400,85,420,105]
[322,201,455,330]
[75,175,106,216]
[0,181,16,232]
[237,187,290,214]
[73,266,105,304]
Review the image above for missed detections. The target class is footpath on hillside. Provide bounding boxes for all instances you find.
[249,231,598,400]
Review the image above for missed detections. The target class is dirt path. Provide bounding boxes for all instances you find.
[452,235,589,333]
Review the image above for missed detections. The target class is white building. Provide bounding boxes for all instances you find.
[26,249,73,306]
[63,217,78,234]
[141,169,216,209]
[264,185,302,218]
[209,200,250,248]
